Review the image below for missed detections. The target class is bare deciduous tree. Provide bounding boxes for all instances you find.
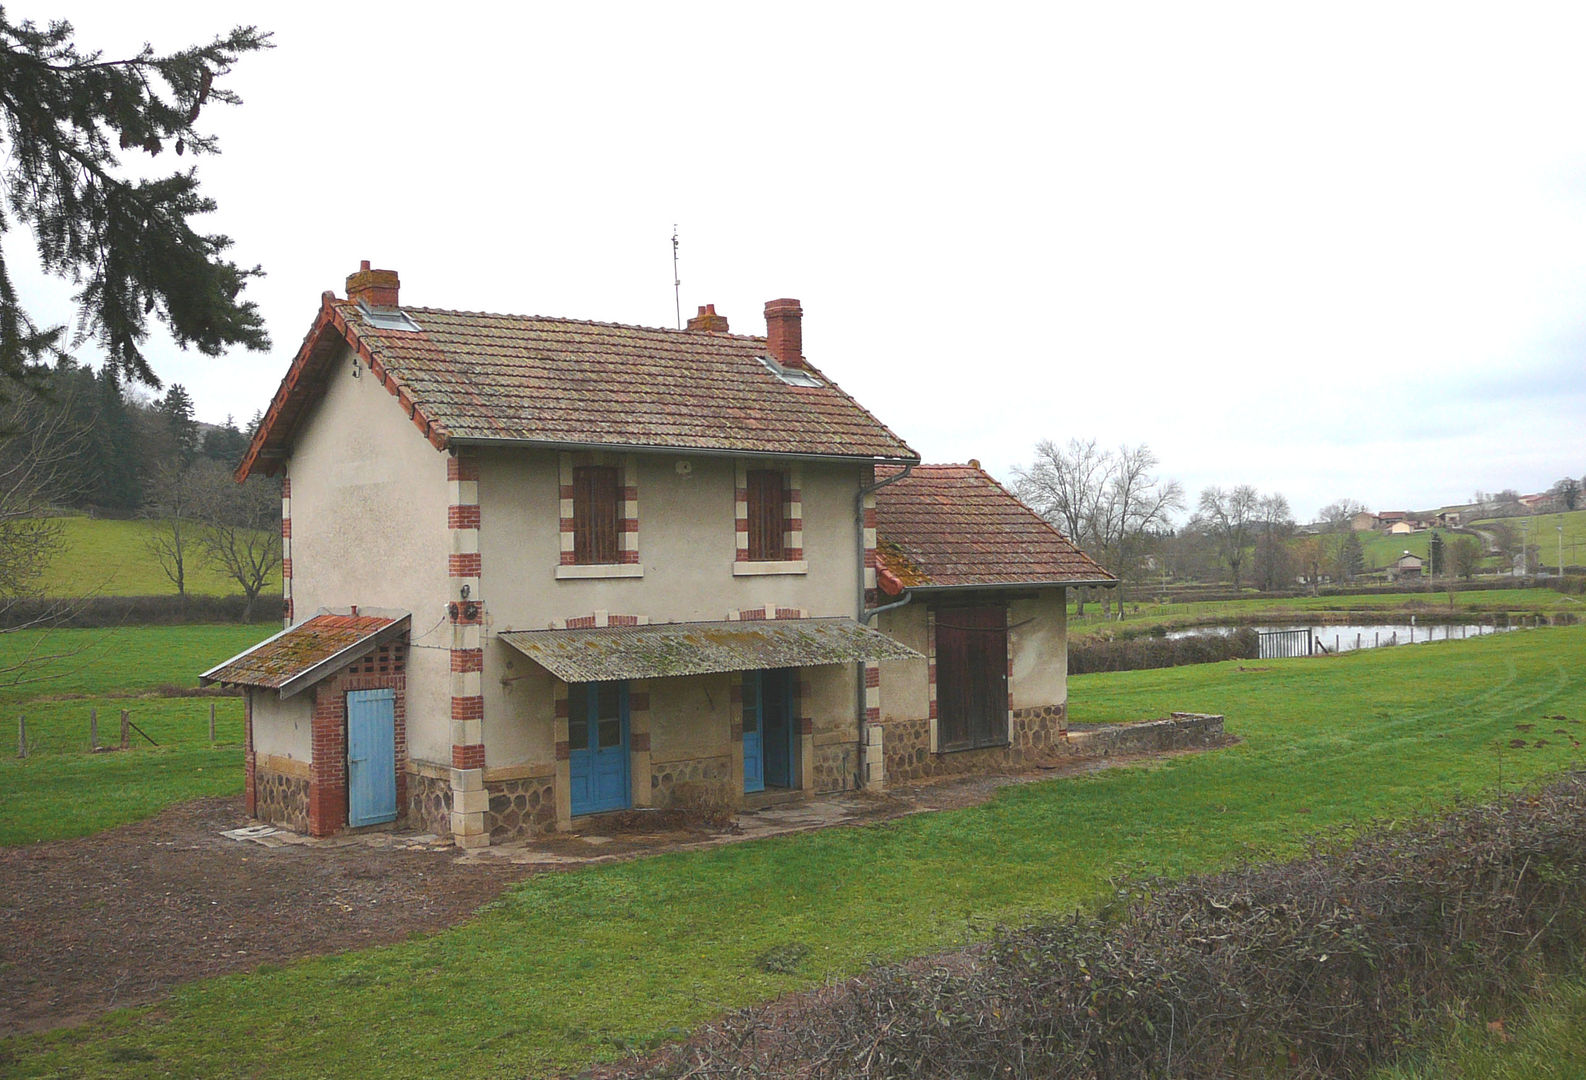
[143,460,204,599]
[0,377,103,690]
[1193,485,1261,591]
[1318,498,1369,532]
[1252,493,1296,592]
[193,467,280,620]
[1097,444,1184,608]
[1013,439,1182,612]
[0,382,91,601]
[1013,437,1111,552]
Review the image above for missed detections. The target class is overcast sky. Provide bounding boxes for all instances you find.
[9,2,1586,522]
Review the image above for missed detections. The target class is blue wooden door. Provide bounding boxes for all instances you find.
[742,673,764,794]
[746,670,795,789]
[569,682,631,815]
[346,688,397,827]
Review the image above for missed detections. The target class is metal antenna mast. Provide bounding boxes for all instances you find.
[671,224,681,329]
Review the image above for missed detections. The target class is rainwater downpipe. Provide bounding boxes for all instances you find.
[853,463,915,789]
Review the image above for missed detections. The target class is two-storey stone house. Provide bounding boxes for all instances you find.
[203,264,1113,847]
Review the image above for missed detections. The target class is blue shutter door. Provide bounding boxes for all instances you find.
[569,682,631,815]
[346,688,397,827]
[743,673,764,793]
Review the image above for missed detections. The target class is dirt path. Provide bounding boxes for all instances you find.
[0,796,535,1037]
[0,748,1212,1040]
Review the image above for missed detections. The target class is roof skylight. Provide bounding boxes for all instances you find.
[758,355,822,387]
[356,299,423,333]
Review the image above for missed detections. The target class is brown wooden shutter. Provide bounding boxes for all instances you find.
[573,465,619,564]
[746,469,786,561]
[934,605,1008,750]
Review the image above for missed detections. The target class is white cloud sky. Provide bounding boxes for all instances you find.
[8,1,1585,521]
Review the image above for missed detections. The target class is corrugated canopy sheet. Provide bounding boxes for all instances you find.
[200,613,408,696]
[874,465,1116,588]
[499,618,921,682]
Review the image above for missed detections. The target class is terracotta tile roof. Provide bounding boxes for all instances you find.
[238,294,917,478]
[873,465,1115,590]
[199,612,408,696]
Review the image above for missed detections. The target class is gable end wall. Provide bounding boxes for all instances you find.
[283,341,453,764]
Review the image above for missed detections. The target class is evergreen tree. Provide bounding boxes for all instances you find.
[0,15,271,387]
[1341,530,1365,580]
[158,384,200,462]
[92,368,141,510]
[201,414,250,464]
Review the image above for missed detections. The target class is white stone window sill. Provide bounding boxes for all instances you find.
[732,560,808,577]
[555,563,644,580]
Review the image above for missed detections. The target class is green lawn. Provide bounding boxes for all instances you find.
[4,625,1583,1078]
[1070,585,1575,639]
[35,516,279,597]
[0,624,262,844]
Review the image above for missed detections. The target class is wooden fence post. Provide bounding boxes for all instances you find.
[120,709,129,750]
[90,707,98,750]
[17,715,25,758]
[209,702,216,743]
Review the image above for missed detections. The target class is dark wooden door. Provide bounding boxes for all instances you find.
[935,605,1008,751]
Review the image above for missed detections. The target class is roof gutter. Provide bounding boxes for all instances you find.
[902,577,1119,593]
[856,463,914,623]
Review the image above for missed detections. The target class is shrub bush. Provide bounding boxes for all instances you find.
[627,773,1586,1079]
[0,593,281,628]
[1068,628,1258,674]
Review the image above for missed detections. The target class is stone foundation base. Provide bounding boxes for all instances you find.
[881,704,1068,784]
[812,742,857,793]
[408,770,452,836]
[651,755,731,807]
[486,776,557,841]
[254,767,310,833]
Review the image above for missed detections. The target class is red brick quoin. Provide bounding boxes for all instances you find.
[305,640,408,838]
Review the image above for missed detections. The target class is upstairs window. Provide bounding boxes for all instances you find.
[572,465,620,564]
[746,469,787,562]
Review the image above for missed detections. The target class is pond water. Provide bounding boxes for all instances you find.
[1167,622,1519,656]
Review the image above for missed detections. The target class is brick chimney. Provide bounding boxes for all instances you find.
[346,260,400,307]
[686,303,729,333]
[764,298,803,368]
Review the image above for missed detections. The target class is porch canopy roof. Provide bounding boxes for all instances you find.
[498,618,921,683]
[200,610,410,698]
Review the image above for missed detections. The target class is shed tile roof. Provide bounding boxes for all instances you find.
[239,294,917,478]
[199,612,408,696]
[873,465,1115,589]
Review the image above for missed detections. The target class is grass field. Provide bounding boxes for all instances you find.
[3,624,1582,1077]
[1069,585,1577,639]
[34,516,278,598]
[1358,526,1434,569]
[1469,507,1586,571]
[0,624,260,844]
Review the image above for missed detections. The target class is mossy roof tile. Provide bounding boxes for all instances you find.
[874,465,1116,588]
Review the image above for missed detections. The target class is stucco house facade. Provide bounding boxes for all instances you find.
[202,264,1114,847]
